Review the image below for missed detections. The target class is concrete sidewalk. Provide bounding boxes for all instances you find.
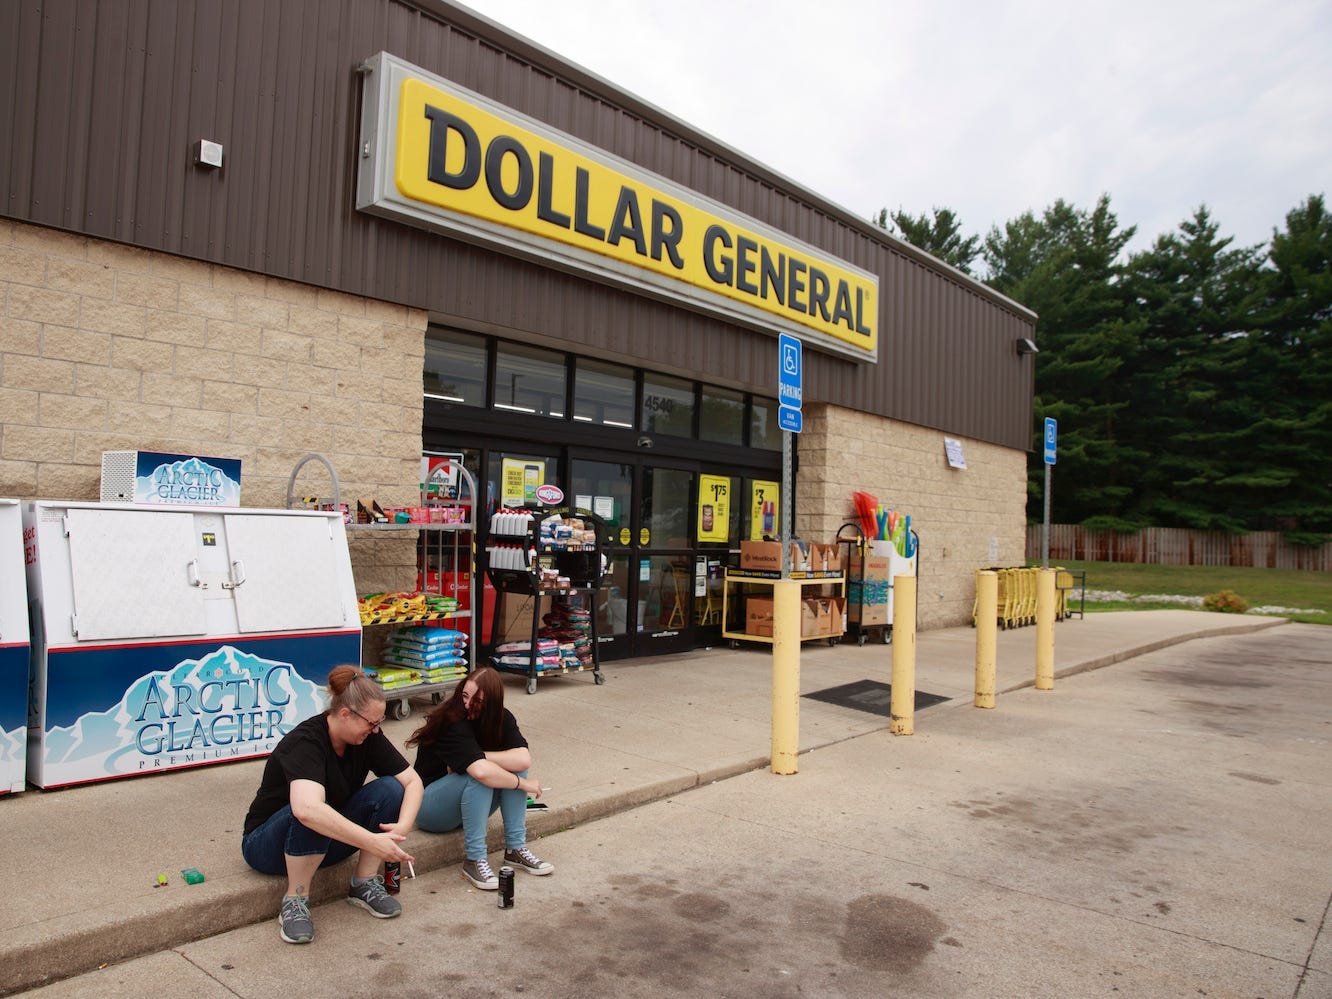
[0,610,1287,995]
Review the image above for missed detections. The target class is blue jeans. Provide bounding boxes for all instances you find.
[417,771,528,860]
[241,776,405,876]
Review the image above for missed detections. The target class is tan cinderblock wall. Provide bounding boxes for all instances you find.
[797,402,1029,629]
[0,220,427,593]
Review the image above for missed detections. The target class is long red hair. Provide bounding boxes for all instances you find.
[407,667,506,749]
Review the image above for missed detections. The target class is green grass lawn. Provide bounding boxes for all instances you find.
[1031,559,1332,626]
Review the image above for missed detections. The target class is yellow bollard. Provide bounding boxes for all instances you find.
[1035,567,1055,689]
[974,570,997,708]
[771,578,801,773]
[890,575,916,735]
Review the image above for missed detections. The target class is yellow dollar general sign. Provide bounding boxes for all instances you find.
[356,53,878,362]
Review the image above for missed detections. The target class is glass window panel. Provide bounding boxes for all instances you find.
[597,554,633,635]
[642,554,691,633]
[750,396,780,451]
[641,467,694,548]
[641,374,695,438]
[700,385,745,444]
[571,458,632,531]
[573,359,635,428]
[494,342,566,418]
[423,327,486,407]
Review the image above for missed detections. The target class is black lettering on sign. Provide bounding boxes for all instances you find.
[651,200,684,269]
[536,152,571,228]
[573,167,606,240]
[808,266,831,321]
[831,280,854,329]
[484,135,533,210]
[424,105,481,190]
[787,258,807,312]
[608,187,646,254]
[855,286,872,335]
[760,245,785,304]
[703,225,733,285]
[735,235,759,295]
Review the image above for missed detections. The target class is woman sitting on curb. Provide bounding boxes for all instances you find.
[407,666,553,889]
[241,665,423,944]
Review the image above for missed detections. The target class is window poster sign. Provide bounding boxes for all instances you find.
[750,480,779,540]
[697,474,730,542]
[421,453,462,499]
[500,458,544,507]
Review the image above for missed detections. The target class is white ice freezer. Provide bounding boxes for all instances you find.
[23,503,362,789]
[0,500,29,794]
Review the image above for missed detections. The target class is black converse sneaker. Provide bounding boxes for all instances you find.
[504,846,554,875]
[462,857,499,889]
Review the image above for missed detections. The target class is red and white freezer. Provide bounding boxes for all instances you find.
[23,502,362,789]
[0,500,29,794]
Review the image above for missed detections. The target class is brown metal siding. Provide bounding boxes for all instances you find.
[1,0,1036,451]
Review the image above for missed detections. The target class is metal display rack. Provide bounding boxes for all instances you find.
[720,566,846,648]
[287,453,476,719]
[836,522,889,646]
[485,507,608,694]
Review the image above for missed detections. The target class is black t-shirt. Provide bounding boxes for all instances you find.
[414,708,527,787]
[242,711,408,836]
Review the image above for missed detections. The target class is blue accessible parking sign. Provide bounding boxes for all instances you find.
[778,333,802,433]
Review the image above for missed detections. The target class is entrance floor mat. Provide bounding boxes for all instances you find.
[802,679,950,716]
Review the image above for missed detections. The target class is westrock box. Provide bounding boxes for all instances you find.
[745,596,774,636]
[740,541,782,572]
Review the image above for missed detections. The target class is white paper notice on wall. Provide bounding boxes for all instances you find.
[944,437,967,470]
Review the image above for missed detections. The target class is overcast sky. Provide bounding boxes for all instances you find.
[456,0,1331,265]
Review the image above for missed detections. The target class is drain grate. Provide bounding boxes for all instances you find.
[803,679,950,716]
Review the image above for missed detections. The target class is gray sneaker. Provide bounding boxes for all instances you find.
[347,876,402,918]
[279,894,313,944]
[504,846,554,876]
[462,857,498,889]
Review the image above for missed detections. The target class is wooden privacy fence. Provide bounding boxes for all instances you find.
[1027,525,1332,571]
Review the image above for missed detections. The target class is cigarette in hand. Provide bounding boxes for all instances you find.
[408,861,416,879]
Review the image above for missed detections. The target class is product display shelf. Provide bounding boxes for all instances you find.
[836,522,888,646]
[287,454,477,719]
[720,567,846,648]
[485,507,608,694]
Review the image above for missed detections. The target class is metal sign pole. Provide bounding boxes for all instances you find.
[781,430,792,576]
[1042,463,1051,568]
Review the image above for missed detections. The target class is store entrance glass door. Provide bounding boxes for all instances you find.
[635,463,696,657]
[570,456,695,658]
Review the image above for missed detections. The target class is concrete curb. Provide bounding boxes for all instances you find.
[0,758,775,996]
[0,614,1287,995]
[997,616,1288,694]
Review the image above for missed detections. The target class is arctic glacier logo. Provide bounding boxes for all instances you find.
[41,646,325,779]
[136,457,241,505]
[0,723,22,789]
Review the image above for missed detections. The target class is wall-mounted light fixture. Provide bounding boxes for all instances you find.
[636,435,654,449]
[194,140,224,169]
[1015,337,1039,356]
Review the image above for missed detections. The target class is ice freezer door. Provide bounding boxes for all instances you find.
[223,515,348,633]
[65,508,208,641]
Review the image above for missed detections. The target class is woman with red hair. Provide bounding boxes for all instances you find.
[408,667,552,889]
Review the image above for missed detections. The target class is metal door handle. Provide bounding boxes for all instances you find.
[187,559,206,588]
[222,559,246,589]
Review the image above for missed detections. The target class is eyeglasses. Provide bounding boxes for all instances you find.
[350,706,386,733]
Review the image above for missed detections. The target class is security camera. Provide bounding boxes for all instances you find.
[637,435,654,449]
